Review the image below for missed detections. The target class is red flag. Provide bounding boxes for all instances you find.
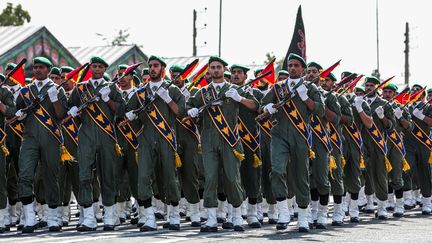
[196,77,209,88]
[335,72,355,87]
[320,59,341,80]
[8,65,26,86]
[345,74,364,93]
[408,86,426,103]
[66,63,88,81]
[124,62,143,77]
[71,66,92,83]
[258,58,276,85]
[376,76,395,90]
[190,64,209,87]
[393,86,410,105]
[180,59,199,81]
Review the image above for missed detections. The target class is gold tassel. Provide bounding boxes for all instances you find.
[341,156,346,169]
[309,149,316,159]
[253,153,262,168]
[1,145,9,157]
[115,143,123,157]
[61,145,74,162]
[233,149,245,162]
[385,156,392,172]
[197,143,202,154]
[329,155,337,179]
[360,155,365,169]
[175,152,182,168]
[402,159,410,172]
[429,152,432,164]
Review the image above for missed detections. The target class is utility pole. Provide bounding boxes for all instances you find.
[218,0,222,57]
[404,22,410,86]
[193,9,197,56]
[375,0,380,79]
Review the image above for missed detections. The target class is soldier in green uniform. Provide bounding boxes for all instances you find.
[381,83,413,217]
[16,57,68,232]
[187,56,259,232]
[230,64,263,228]
[140,68,150,87]
[0,72,16,233]
[124,55,185,231]
[68,56,126,231]
[428,88,432,102]
[361,76,396,219]
[303,61,335,229]
[404,85,432,214]
[261,54,325,232]
[277,70,289,82]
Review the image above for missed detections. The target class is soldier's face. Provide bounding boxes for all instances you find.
[209,62,224,81]
[365,82,376,97]
[287,60,304,79]
[171,71,185,88]
[141,74,150,84]
[149,60,164,81]
[33,63,50,80]
[277,74,289,82]
[428,92,432,101]
[118,73,132,89]
[319,77,333,91]
[61,72,74,91]
[382,89,395,101]
[231,68,246,85]
[90,63,106,79]
[305,67,319,81]
[50,74,62,85]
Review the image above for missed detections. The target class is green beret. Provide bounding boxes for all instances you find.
[365,76,380,85]
[254,68,263,75]
[118,64,128,70]
[103,72,111,81]
[0,73,5,81]
[327,73,337,82]
[50,67,61,76]
[5,63,16,71]
[382,83,398,92]
[33,57,53,68]
[341,71,352,80]
[209,56,228,66]
[148,55,167,67]
[224,71,231,77]
[307,61,323,71]
[25,78,33,84]
[428,88,432,93]
[287,53,306,68]
[90,56,109,67]
[354,86,365,93]
[141,68,149,76]
[60,66,74,73]
[133,74,141,85]
[231,64,250,73]
[278,70,289,76]
[169,64,185,73]
[412,84,423,90]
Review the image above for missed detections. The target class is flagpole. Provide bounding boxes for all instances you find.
[376,0,380,78]
[218,0,222,56]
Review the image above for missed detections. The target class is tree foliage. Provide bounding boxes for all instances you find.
[0,2,31,26]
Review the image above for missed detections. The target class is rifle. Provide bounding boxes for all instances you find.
[255,78,305,122]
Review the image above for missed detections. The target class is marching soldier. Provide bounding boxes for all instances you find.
[361,76,395,219]
[124,55,185,231]
[68,56,126,231]
[15,57,68,232]
[187,56,259,232]
[261,54,325,232]
[277,70,289,82]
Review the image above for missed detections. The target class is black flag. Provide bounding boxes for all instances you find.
[282,5,306,70]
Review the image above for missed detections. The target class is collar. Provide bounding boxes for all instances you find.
[34,78,50,91]
[212,81,226,89]
[121,87,136,97]
[286,77,301,91]
[90,78,104,88]
[6,84,21,93]
[149,80,163,93]
[366,96,377,104]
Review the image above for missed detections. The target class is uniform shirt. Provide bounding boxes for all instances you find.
[212,81,226,95]
[121,87,136,101]
[35,78,50,92]
[90,78,104,89]
[149,80,163,95]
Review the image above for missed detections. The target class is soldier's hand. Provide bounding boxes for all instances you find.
[156,87,173,103]
[187,108,199,118]
[15,109,27,121]
[413,108,425,120]
[225,88,242,102]
[394,107,403,119]
[263,103,277,114]
[67,106,80,118]
[99,86,111,102]
[354,96,363,112]
[47,86,59,102]
[296,84,309,101]
[375,106,385,119]
[125,110,137,121]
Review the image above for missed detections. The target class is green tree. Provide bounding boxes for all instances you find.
[0,2,31,26]
[97,29,131,46]
[264,52,284,71]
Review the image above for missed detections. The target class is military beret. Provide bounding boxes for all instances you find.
[412,84,423,90]
[341,71,352,80]
[327,73,337,82]
[60,66,74,73]
[90,56,109,67]
[169,64,185,73]
[382,83,398,92]
[209,56,228,66]
[224,71,231,77]
[278,70,289,76]
[355,86,365,93]
[5,63,16,71]
[33,57,53,68]
[0,73,5,81]
[103,72,111,81]
[50,67,61,76]
[307,61,323,71]
[141,68,149,76]
[365,76,380,85]
[428,88,432,93]
[231,64,250,73]
[287,53,306,68]
[148,55,167,67]
[254,68,263,75]
[118,64,128,70]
